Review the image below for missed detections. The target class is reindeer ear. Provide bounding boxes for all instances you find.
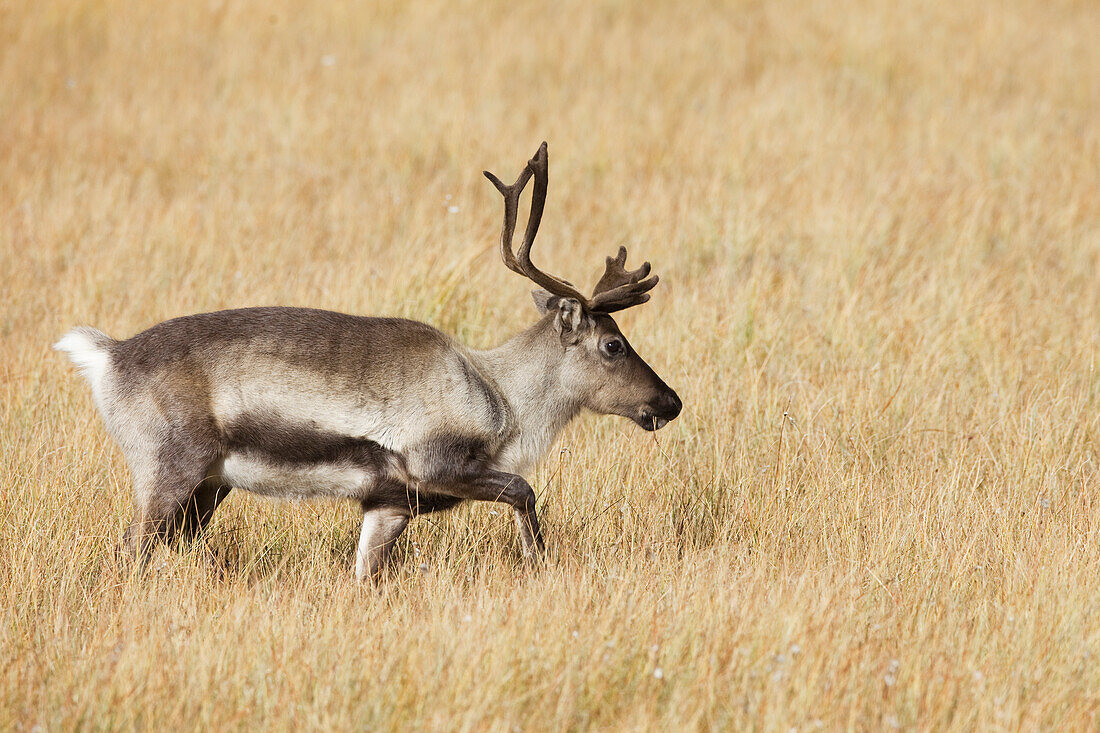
[553,297,586,345]
[531,289,556,314]
[533,291,587,343]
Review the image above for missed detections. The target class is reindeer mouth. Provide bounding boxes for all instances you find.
[634,413,670,431]
[635,391,680,431]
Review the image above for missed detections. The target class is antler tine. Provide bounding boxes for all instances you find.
[587,245,659,313]
[592,245,652,295]
[509,143,588,303]
[518,143,548,263]
[588,276,660,313]
[483,165,534,278]
[485,143,584,302]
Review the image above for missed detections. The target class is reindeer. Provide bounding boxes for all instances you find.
[55,143,682,580]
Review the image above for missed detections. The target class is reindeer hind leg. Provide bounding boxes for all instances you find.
[120,439,222,564]
[178,480,232,544]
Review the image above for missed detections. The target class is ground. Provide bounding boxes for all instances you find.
[2,0,1099,729]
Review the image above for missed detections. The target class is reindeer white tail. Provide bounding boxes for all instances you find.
[55,326,115,404]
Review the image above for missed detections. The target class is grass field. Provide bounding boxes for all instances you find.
[3,0,1100,729]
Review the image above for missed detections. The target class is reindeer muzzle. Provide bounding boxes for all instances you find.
[635,389,682,431]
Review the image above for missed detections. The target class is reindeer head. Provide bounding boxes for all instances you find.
[484,143,682,431]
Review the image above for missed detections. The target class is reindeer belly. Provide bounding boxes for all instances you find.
[217,410,410,501]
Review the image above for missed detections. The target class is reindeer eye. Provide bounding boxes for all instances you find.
[601,338,625,357]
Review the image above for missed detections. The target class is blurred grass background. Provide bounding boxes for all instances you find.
[2,0,1099,729]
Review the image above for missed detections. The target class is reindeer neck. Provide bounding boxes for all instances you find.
[469,316,583,474]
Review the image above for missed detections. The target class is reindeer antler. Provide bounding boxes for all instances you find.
[485,143,658,314]
[484,142,587,304]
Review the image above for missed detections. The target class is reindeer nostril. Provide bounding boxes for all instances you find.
[668,392,682,418]
[654,390,682,420]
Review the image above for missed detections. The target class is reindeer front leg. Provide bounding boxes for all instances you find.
[403,438,546,559]
[424,470,545,558]
[459,469,545,559]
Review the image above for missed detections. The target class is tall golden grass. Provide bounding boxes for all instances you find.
[3,0,1099,728]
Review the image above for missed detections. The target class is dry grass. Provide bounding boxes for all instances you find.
[3,0,1100,729]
